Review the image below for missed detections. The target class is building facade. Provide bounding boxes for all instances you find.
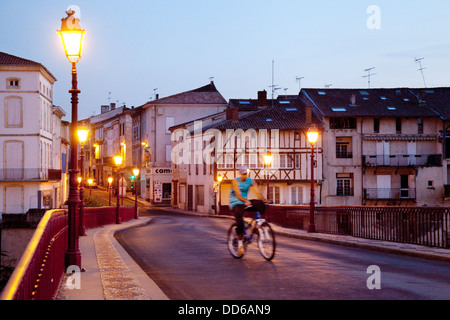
[0,52,68,214]
[301,88,445,207]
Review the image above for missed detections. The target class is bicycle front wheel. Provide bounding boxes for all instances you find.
[227,223,245,259]
[257,222,276,261]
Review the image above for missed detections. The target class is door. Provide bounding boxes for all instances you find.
[376,141,390,166]
[407,142,416,165]
[187,185,193,211]
[400,175,409,198]
[377,175,391,199]
[5,141,23,180]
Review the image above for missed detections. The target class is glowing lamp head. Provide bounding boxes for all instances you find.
[87,179,93,185]
[57,9,85,63]
[217,176,223,182]
[77,127,89,145]
[133,168,140,177]
[77,176,82,183]
[108,177,113,184]
[307,125,320,145]
[264,155,273,166]
[114,155,123,166]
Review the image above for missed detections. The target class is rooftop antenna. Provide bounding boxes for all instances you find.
[325,83,332,88]
[284,88,288,97]
[296,76,304,92]
[108,91,111,104]
[209,76,214,82]
[153,88,158,100]
[415,57,427,88]
[363,67,376,88]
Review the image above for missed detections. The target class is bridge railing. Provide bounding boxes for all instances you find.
[1,206,136,300]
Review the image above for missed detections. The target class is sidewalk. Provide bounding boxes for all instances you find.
[57,203,450,300]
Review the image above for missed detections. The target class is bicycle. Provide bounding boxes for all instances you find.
[227,206,276,261]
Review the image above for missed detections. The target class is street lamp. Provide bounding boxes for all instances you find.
[58,8,85,269]
[77,127,88,236]
[217,175,223,215]
[306,125,320,233]
[132,168,140,219]
[114,155,123,224]
[264,155,273,201]
[88,178,93,196]
[108,177,113,206]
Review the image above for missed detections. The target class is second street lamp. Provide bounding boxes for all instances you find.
[114,155,123,224]
[58,8,85,269]
[108,177,113,206]
[77,127,88,236]
[306,125,320,233]
[264,155,273,201]
[132,168,140,219]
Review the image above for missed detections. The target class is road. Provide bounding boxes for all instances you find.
[115,209,450,300]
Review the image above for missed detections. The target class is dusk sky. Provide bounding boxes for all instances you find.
[2,0,450,120]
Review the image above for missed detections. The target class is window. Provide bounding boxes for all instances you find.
[336,137,353,158]
[374,118,380,133]
[329,118,356,129]
[291,187,303,204]
[5,96,23,128]
[396,118,402,134]
[428,180,434,189]
[165,117,174,133]
[268,186,280,204]
[279,154,293,168]
[7,78,20,89]
[294,154,300,169]
[418,118,423,134]
[336,173,353,196]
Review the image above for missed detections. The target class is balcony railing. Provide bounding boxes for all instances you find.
[363,154,442,167]
[364,188,416,200]
[0,169,62,182]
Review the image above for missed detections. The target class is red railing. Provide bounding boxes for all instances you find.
[1,206,136,300]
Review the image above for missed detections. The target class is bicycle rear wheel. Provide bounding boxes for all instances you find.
[227,222,246,259]
[257,222,276,261]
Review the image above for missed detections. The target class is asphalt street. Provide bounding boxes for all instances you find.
[115,210,450,300]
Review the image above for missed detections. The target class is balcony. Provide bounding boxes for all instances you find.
[0,169,62,182]
[364,188,416,200]
[363,154,442,167]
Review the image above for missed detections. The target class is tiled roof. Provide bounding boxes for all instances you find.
[213,98,322,131]
[410,88,450,120]
[146,82,227,105]
[0,51,42,66]
[302,88,439,118]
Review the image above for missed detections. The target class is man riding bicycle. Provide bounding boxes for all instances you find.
[229,166,268,255]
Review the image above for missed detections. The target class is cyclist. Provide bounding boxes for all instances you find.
[229,166,268,255]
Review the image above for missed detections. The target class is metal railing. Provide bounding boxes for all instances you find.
[0,210,68,300]
[315,206,450,248]
[0,206,136,300]
[363,154,442,167]
[364,188,416,200]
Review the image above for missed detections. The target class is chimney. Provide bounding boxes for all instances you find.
[226,107,239,122]
[155,94,159,100]
[101,105,109,114]
[305,105,312,123]
[258,90,267,108]
[110,103,116,110]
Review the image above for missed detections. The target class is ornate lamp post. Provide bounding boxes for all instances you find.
[132,168,140,219]
[87,179,93,196]
[217,175,223,215]
[58,9,85,268]
[264,155,273,201]
[77,127,88,236]
[108,177,113,206]
[306,125,320,233]
[114,155,123,224]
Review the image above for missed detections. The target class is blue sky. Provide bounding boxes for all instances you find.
[1,0,450,120]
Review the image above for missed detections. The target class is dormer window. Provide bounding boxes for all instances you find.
[7,78,20,89]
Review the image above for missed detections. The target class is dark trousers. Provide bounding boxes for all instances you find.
[232,200,266,236]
